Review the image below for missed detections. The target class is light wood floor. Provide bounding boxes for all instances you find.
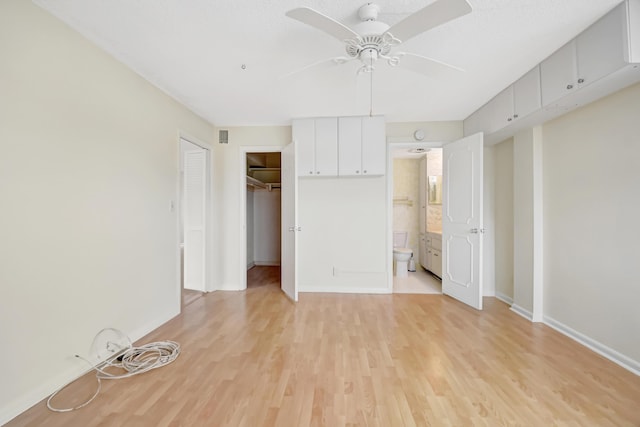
[8,268,640,426]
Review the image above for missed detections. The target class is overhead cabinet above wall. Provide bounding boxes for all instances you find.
[293,117,338,177]
[293,115,386,177]
[464,0,640,144]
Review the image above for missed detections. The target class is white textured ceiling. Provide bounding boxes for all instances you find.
[34,0,622,126]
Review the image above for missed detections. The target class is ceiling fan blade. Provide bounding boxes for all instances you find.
[279,56,355,80]
[286,7,359,42]
[396,52,464,78]
[385,0,472,44]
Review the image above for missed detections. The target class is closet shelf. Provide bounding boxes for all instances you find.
[246,175,280,191]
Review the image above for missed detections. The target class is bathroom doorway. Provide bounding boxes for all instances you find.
[389,143,443,294]
[179,137,211,300]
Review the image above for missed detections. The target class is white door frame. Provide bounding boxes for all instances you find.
[177,131,213,299]
[386,140,445,292]
[238,146,283,291]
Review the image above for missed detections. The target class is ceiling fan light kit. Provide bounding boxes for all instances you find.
[286,0,472,77]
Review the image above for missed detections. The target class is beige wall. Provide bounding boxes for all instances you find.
[542,82,640,364]
[0,0,214,423]
[491,82,640,369]
[387,121,464,141]
[211,126,290,289]
[493,139,515,301]
[299,177,388,292]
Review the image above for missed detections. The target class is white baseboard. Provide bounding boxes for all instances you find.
[543,315,640,376]
[254,261,280,266]
[495,292,513,305]
[510,304,533,321]
[299,286,391,294]
[0,309,179,426]
[246,261,255,270]
[216,283,244,291]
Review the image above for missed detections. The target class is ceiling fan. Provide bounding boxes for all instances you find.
[285,0,472,77]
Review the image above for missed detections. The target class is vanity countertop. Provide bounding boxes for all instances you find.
[426,230,442,236]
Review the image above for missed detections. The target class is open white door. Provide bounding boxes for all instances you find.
[281,142,298,301]
[183,150,206,292]
[442,133,483,309]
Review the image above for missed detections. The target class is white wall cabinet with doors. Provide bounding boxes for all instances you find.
[338,116,386,176]
[464,66,542,136]
[464,0,640,143]
[292,117,338,177]
[541,2,633,107]
[293,116,386,178]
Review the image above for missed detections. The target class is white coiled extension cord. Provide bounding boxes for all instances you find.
[47,328,180,412]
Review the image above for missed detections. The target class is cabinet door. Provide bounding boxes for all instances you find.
[540,40,577,106]
[431,249,442,277]
[361,116,386,175]
[513,66,542,120]
[419,235,428,269]
[463,104,488,136]
[576,2,628,88]
[487,86,514,132]
[425,248,432,271]
[293,118,315,177]
[338,117,362,176]
[314,117,338,176]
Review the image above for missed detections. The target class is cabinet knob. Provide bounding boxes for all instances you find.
[578,78,585,84]
[309,171,313,175]
[316,171,320,175]
[567,84,574,90]
[363,170,367,174]
[356,170,360,174]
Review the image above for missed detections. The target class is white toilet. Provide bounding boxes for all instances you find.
[393,231,413,278]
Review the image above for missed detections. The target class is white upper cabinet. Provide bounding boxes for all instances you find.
[540,41,578,106]
[463,103,489,136]
[577,3,628,88]
[292,117,338,177]
[314,118,338,176]
[338,117,362,176]
[293,118,315,176]
[541,2,630,107]
[464,0,640,142]
[360,116,386,176]
[294,115,385,178]
[469,66,541,135]
[487,86,514,133]
[338,116,386,176]
[513,65,542,119]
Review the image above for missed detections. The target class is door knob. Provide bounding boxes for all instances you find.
[470,228,478,234]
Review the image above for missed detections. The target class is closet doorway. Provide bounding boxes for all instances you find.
[242,149,282,290]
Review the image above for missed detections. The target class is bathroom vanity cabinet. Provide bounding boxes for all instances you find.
[420,232,442,278]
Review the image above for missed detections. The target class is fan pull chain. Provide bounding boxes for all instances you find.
[369,56,374,117]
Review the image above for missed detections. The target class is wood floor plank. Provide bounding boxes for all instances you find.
[6,266,640,426]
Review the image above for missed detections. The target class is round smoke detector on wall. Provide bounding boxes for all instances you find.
[413,129,425,141]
